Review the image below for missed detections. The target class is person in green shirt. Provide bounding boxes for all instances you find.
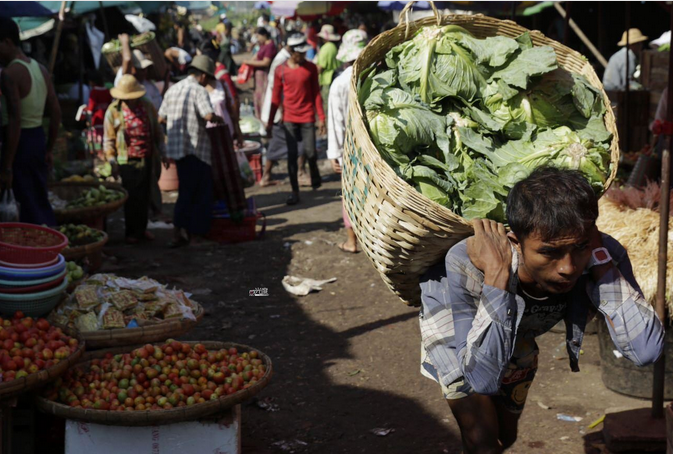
[316,24,341,115]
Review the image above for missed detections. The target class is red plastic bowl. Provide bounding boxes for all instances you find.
[0,223,68,267]
[0,275,66,294]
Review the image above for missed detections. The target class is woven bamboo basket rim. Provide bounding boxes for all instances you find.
[0,332,85,401]
[61,231,109,262]
[35,341,273,426]
[50,182,129,222]
[342,9,620,306]
[349,12,620,228]
[54,302,205,349]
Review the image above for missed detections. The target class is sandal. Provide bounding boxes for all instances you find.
[167,237,189,249]
[338,242,359,254]
[286,193,300,205]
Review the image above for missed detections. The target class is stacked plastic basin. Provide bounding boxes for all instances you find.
[0,223,69,317]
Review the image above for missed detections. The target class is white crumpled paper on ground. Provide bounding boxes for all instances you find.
[282,276,337,296]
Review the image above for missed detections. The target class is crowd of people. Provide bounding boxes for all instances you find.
[0,10,372,253]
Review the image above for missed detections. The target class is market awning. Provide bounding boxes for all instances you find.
[14,16,55,40]
[0,1,54,17]
[270,1,349,19]
[377,0,553,16]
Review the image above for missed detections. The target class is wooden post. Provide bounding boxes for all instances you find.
[48,1,68,75]
[652,4,673,421]
[554,2,608,68]
[625,2,630,153]
[99,1,110,42]
[563,1,571,46]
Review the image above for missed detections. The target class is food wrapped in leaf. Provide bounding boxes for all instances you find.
[102,308,125,329]
[133,290,158,302]
[74,312,99,332]
[74,286,100,311]
[107,290,138,312]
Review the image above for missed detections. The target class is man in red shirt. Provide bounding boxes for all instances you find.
[267,35,326,205]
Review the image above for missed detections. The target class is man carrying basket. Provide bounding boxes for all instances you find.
[420,167,664,453]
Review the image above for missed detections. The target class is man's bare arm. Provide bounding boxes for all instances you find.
[41,65,61,158]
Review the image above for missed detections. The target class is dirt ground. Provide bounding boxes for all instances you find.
[91,166,664,454]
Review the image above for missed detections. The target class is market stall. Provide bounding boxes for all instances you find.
[0,222,272,453]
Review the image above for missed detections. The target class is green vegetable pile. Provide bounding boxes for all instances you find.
[66,186,124,209]
[66,262,84,283]
[58,224,105,247]
[102,32,155,54]
[358,25,613,222]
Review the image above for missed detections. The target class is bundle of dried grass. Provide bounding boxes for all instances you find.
[597,197,673,317]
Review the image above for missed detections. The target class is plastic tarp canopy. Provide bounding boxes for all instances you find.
[270,1,348,19]
[377,0,553,16]
[39,1,138,15]
[0,1,54,17]
[14,16,56,40]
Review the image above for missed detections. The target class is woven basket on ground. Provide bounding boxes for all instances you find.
[0,334,85,401]
[61,231,108,262]
[50,182,128,224]
[102,33,168,81]
[35,341,272,426]
[56,302,205,350]
[342,6,620,306]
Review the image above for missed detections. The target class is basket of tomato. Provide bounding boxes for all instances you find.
[37,341,271,425]
[0,311,85,400]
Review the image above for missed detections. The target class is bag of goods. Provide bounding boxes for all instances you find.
[0,311,80,383]
[236,63,252,85]
[43,341,267,410]
[50,274,198,332]
[343,12,618,305]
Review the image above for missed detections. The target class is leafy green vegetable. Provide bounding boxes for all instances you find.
[359,25,613,221]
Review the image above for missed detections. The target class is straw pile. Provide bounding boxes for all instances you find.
[596,194,673,316]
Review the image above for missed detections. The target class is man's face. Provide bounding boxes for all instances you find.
[197,73,210,87]
[0,38,14,66]
[291,51,305,64]
[514,230,592,294]
[256,34,267,44]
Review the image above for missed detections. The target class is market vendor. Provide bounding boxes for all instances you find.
[104,74,165,244]
[602,28,647,91]
[0,18,60,226]
[419,167,664,453]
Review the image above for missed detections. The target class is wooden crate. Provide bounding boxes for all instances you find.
[641,50,668,125]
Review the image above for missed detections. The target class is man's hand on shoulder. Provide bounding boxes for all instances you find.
[466,219,512,291]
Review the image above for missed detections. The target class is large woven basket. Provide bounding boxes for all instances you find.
[0,333,85,401]
[343,8,620,306]
[61,231,108,262]
[50,182,128,224]
[35,341,272,426]
[54,302,205,349]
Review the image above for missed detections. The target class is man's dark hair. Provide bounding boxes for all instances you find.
[506,167,598,242]
[262,14,270,23]
[256,27,270,38]
[188,67,205,77]
[87,70,105,86]
[0,18,20,47]
[197,38,219,61]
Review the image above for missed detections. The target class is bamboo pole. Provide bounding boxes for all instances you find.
[554,2,608,68]
[625,2,631,154]
[48,1,68,75]
[652,3,673,421]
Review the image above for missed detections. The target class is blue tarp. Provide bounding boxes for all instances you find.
[0,1,54,17]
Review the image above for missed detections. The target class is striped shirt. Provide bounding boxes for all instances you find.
[419,233,664,396]
[158,76,214,165]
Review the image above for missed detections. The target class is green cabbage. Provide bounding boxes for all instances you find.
[359,26,613,221]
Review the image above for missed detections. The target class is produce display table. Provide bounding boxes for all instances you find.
[65,405,241,454]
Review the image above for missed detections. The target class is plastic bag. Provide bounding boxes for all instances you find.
[0,190,19,222]
[236,150,255,187]
[236,63,252,84]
